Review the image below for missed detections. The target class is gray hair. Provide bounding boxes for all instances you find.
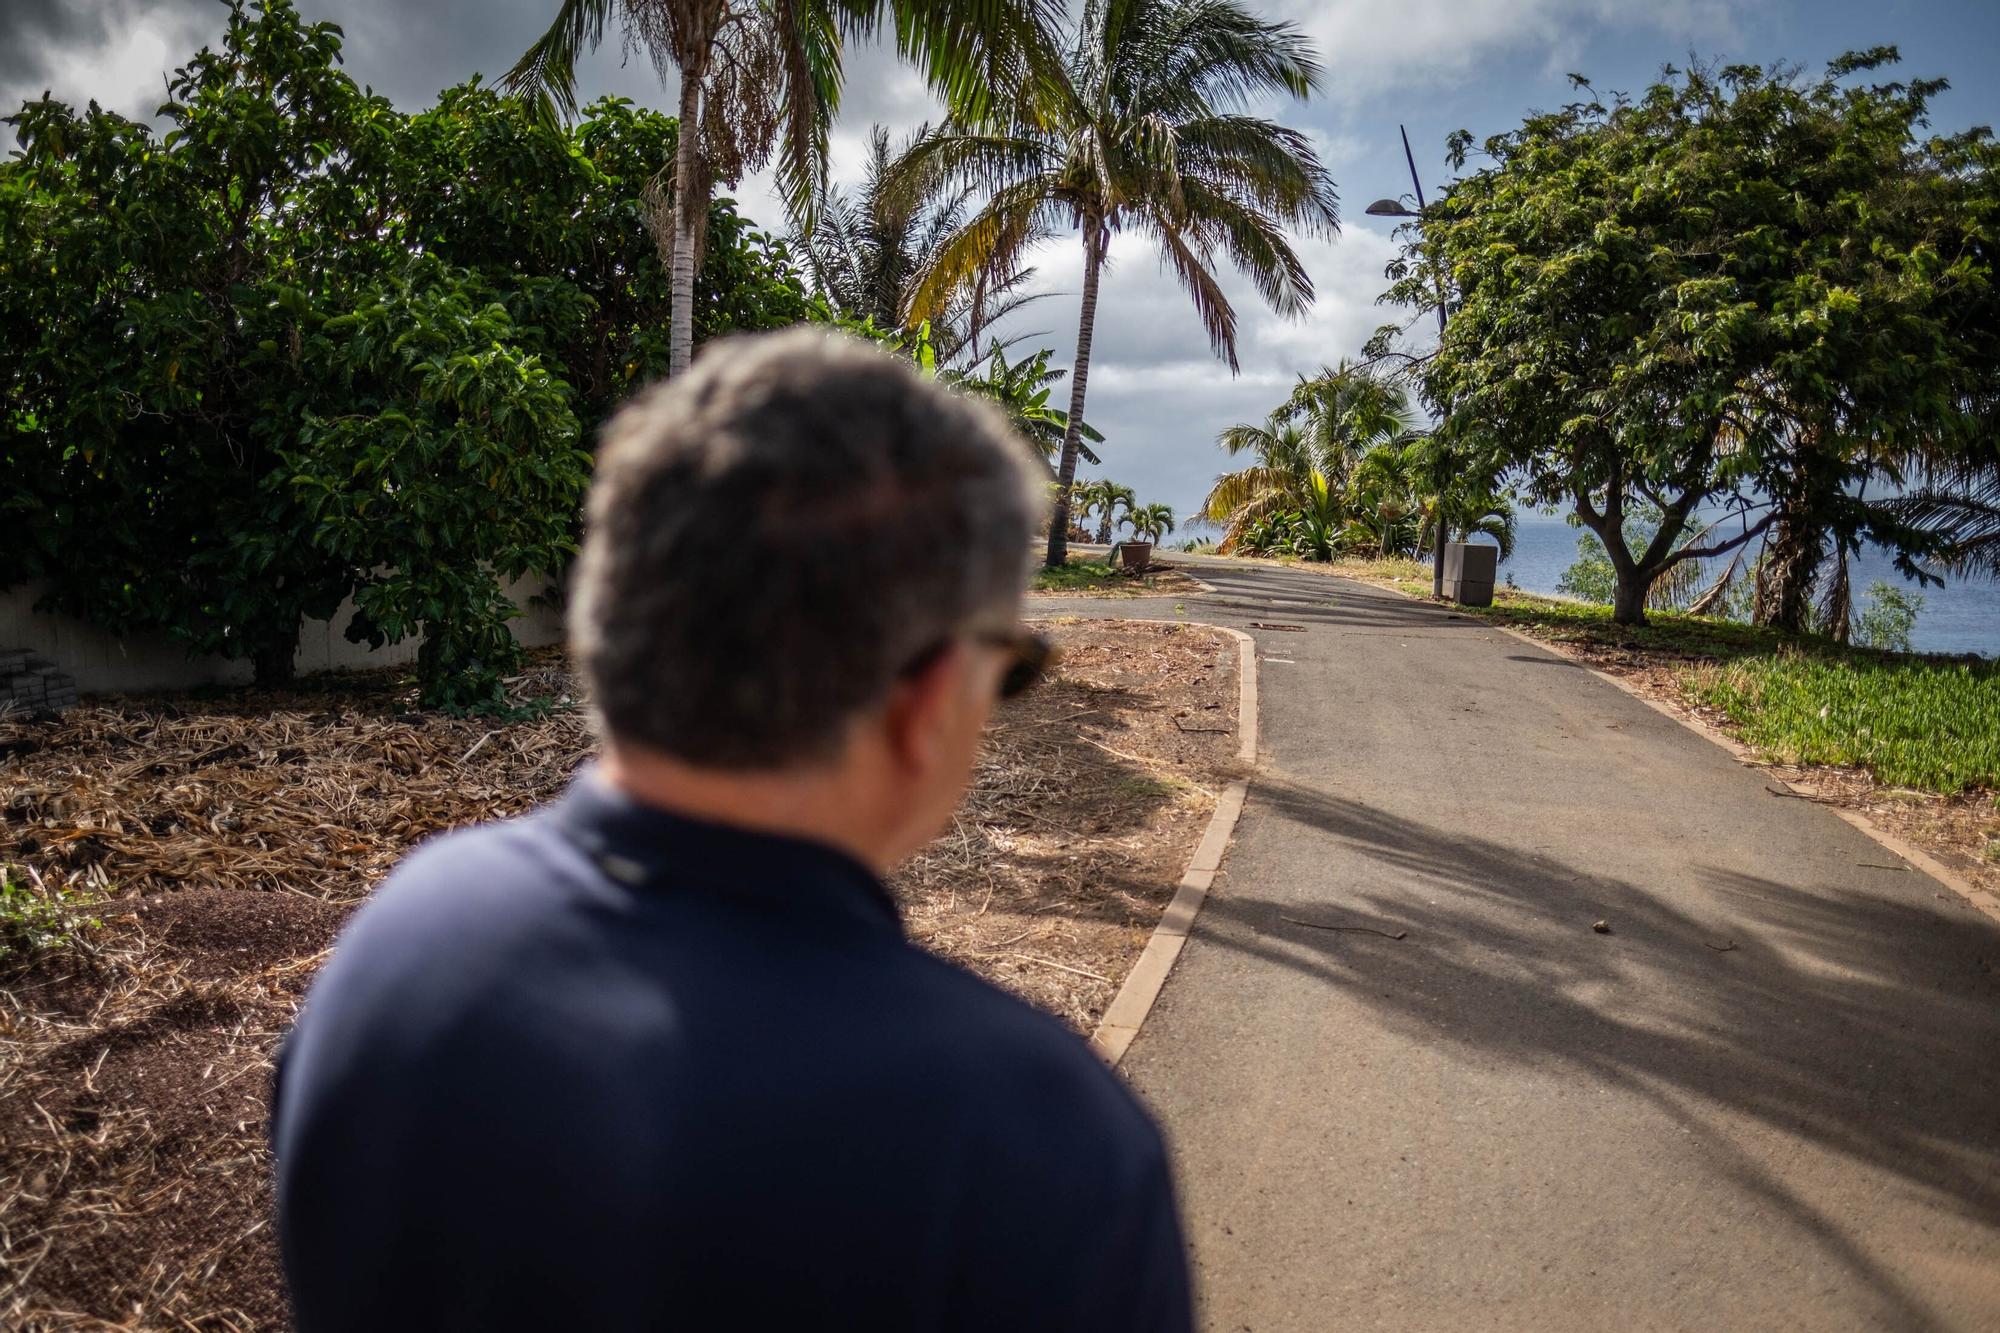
[569,328,1046,768]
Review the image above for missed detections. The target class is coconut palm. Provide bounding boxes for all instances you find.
[506,0,1052,375]
[900,0,1340,569]
[1894,447,2000,581]
[1350,441,1423,558]
[1124,502,1176,545]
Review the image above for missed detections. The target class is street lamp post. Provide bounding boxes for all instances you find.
[1366,124,1450,599]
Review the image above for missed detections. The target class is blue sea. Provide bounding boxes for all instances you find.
[1487,514,2000,659]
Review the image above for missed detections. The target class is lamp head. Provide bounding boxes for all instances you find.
[1366,198,1418,218]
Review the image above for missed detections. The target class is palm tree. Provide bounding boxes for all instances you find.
[796,123,1049,366]
[1090,481,1137,544]
[1350,441,1422,558]
[900,0,1340,569]
[506,0,1051,375]
[1203,364,1418,552]
[1124,502,1176,545]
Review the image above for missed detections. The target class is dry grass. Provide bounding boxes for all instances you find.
[0,621,1240,1329]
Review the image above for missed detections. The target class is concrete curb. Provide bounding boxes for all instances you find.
[1089,624,1259,1066]
[1343,572,2000,927]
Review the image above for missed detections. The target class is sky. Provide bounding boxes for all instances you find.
[6,0,2000,533]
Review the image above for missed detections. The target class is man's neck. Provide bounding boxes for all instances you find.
[597,741,892,874]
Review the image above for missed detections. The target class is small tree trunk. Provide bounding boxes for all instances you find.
[1820,547,1851,643]
[668,71,704,378]
[252,633,297,689]
[1611,570,1650,627]
[1763,506,1824,635]
[1045,223,1104,570]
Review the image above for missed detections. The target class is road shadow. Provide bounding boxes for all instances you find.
[1182,776,2000,1329]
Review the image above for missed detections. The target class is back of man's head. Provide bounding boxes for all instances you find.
[570,329,1045,770]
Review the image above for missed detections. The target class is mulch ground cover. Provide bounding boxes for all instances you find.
[0,619,1240,1329]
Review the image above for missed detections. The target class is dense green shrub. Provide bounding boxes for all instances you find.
[0,0,813,707]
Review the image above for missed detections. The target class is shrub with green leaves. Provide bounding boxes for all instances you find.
[286,262,588,709]
[1851,581,1924,654]
[0,870,100,965]
[1557,537,1617,604]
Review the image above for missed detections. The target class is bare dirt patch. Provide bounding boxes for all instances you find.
[0,620,1239,1329]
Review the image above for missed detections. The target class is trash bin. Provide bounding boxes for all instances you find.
[1442,543,1497,607]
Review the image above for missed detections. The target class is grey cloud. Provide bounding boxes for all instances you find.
[0,0,209,83]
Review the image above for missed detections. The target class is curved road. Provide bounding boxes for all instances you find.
[1036,557,2000,1332]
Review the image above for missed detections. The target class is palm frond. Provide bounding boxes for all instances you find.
[1141,207,1238,369]
[502,0,617,123]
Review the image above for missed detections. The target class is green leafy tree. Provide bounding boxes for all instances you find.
[1393,53,1999,627]
[391,83,813,439]
[901,0,1341,568]
[3,1,392,684]
[286,262,588,710]
[1,1,816,704]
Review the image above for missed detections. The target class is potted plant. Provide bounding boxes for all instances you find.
[1118,503,1176,572]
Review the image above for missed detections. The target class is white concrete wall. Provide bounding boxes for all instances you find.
[0,574,566,696]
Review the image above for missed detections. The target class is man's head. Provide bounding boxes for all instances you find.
[570,329,1047,867]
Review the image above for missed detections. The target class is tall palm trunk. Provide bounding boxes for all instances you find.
[1045,222,1103,568]
[669,68,705,376]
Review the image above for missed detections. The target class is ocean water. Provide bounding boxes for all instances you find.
[1486,515,2000,659]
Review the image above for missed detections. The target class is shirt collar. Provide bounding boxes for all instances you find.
[548,768,904,939]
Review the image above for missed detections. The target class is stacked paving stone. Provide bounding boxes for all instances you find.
[1,648,79,714]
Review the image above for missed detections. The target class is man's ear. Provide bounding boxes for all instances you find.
[880,643,967,772]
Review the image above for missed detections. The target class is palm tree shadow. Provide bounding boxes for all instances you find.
[1175,777,2000,1328]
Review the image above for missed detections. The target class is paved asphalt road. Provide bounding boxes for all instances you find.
[1035,557,2000,1332]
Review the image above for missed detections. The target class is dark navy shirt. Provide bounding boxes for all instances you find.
[273,772,1191,1331]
